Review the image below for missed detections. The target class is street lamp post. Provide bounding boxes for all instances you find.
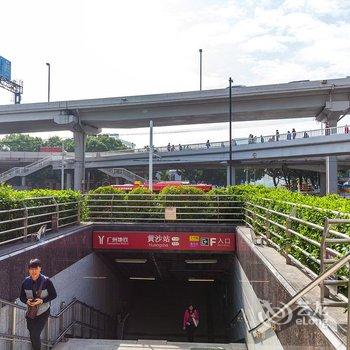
[229,77,233,186]
[46,63,51,102]
[61,140,65,190]
[199,49,203,91]
[149,120,154,192]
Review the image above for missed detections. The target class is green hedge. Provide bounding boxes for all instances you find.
[87,185,243,223]
[87,186,126,222]
[86,184,350,277]
[158,186,208,220]
[228,185,350,276]
[0,185,81,244]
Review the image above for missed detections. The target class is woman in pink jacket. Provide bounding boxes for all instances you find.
[183,304,199,342]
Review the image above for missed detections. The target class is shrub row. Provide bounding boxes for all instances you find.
[0,185,82,244]
[87,183,350,278]
[86,185,244,223]
[228,185,350,277]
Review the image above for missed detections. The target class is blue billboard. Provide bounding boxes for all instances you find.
[0,56,11,81]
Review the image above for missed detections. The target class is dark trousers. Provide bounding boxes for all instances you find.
[186,324,195,342]
[26,309,50,350]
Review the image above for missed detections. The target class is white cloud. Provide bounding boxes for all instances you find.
[0,0,349,146]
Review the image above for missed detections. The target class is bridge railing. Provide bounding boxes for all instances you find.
[83,125,348,158]
[86,193,245,223]
[0,196,80,247]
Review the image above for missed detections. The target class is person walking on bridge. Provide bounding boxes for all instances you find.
[20,258,57,350]
[183,304,199,342]
[275,130,280,141]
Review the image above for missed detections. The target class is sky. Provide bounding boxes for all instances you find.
[0,0,349,147]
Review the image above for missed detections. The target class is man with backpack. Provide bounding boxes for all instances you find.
[20,258,57,350]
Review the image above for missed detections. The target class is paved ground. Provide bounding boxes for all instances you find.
[54,339,247,350]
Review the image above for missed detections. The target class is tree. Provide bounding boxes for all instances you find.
[266,167,320,190]
[266,169,283,187]
[157,170,171,181]
[177,167,264,186]
[0,133,129,188]
[43,136,62,148]
[0,133,126,153]
[87,134,125,151]
[0,134,43,151]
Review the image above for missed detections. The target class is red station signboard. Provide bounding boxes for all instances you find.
[93,231,235,252]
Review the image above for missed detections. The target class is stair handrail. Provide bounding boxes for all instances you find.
[230,308,252,330]
[0,296,117,347]
[250,251,350,345]
[0,296,116,322]
[22,156,52,171]
[117,168,146,181]
[0,156,53,181]
[230,308,261,349]
[0,167,21,177]
[101,167,146,182]
[120,312,130,340]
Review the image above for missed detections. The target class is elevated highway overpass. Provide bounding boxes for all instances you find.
[0,77,349,190]
[0,77,350,133]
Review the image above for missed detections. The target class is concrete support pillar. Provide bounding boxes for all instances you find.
[226,165,236,186]
[21,176,26,187]
[66,172,73,190]
[319,172,326,196]
[326,156,338,194]
[327,118,338,134]
[74,131,86,192]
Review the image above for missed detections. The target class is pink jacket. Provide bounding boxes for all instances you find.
[183,309,199,328]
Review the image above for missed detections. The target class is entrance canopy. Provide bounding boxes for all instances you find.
[93,230,235,282]
[93,231,235,252]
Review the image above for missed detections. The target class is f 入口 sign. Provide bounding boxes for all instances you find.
[93,231,235,252]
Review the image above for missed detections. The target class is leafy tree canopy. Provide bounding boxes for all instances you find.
[0,134,126,152]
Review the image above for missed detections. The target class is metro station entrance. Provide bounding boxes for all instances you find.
[93,230,236,343]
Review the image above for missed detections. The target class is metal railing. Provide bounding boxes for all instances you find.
[244,197,350,347]
[99,168,146,183]
[244,198,350,278]
[84,125,349,157]
[230,309,252,342]
[0,193,244,246]
[0,196,80,246]
[0,156,53,183]
[86,193,244,223]
[250,252,350,349]
[320,218,350,311]
[0,297,117,349]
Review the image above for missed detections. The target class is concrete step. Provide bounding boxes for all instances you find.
[54,339,247,350]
